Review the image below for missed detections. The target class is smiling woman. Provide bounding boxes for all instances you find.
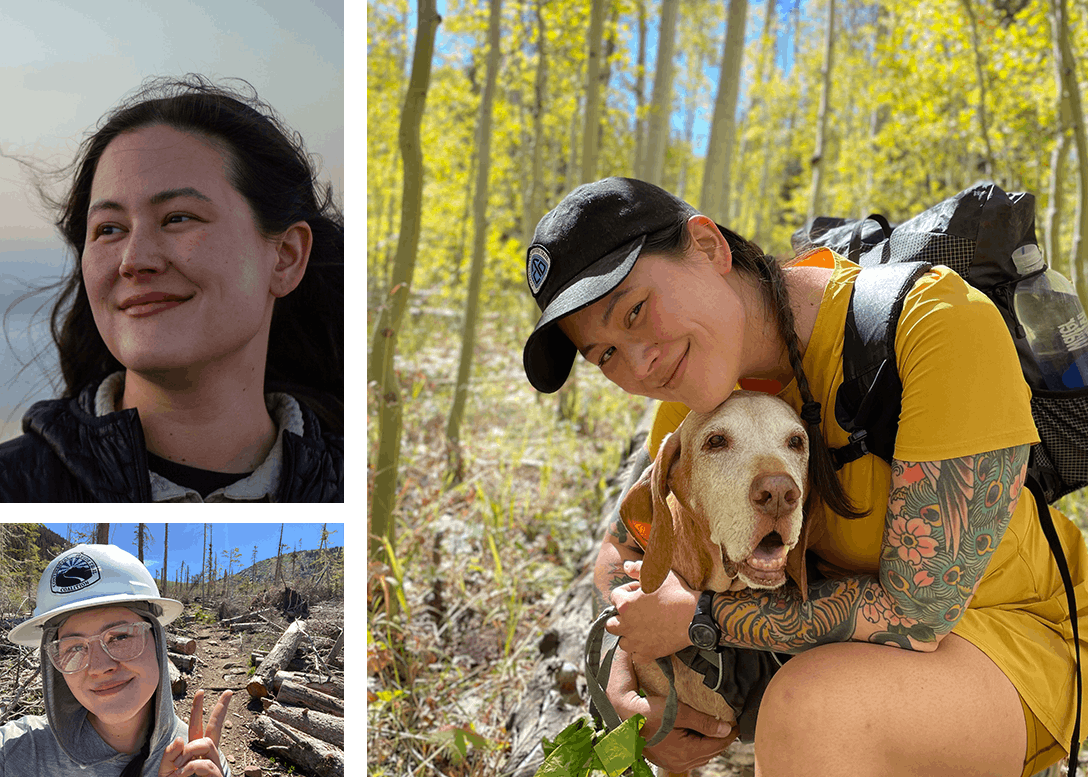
[1,544,232,776]
[0,76,344,502]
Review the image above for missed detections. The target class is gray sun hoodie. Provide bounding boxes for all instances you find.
[0,617,230,777]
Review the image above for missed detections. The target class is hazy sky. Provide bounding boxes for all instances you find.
[0,0,344,248]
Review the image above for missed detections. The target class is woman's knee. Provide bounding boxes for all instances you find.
[753,645,887,773]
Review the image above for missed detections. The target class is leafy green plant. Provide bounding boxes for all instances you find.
[534,716,653,777]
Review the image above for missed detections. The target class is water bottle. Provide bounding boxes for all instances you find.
[1012,244,1088,390]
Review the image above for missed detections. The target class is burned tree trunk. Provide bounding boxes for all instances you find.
[166,633,196,655]
[248,620,308,698]
[168,661,187,696]
[248,716,344,777]
[265,702,344,749]
[501,403,654,776]
[273,671,344,698]
[276,679,344,717]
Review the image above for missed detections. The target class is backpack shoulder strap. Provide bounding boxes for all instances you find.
[831,261,933,470]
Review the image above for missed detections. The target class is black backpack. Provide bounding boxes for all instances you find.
[793,181,1088,773]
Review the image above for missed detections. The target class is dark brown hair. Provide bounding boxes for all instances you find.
[646,214,866,520]
[30,75,343,432]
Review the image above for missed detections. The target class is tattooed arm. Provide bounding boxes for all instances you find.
[708,444,1030,654]
[594,514,645,610]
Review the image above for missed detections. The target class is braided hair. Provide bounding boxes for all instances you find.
[644,216,866,520]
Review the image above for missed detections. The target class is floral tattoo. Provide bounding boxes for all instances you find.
[709,445,1029,653]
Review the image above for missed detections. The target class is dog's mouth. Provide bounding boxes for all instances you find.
[737,531,789,587]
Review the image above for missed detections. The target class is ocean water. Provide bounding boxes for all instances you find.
[1,245,69,443]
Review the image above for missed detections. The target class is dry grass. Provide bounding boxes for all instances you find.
[367,295,647,776]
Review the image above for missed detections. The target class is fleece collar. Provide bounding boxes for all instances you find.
[94,372,304,502]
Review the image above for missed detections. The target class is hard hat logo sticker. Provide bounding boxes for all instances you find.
[51,553,101,593]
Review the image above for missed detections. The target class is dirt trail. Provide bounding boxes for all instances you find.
[176,620,267,775]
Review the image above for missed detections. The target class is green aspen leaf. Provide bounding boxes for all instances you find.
[629,756,655,777]
[592,715,645,776]
[535,720,594,777]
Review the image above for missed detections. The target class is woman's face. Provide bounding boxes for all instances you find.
[557,219,748,413]
[57,606,159,735]
[82,124,285,376]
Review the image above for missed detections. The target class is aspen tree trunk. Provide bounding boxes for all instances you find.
[370,1,441,557]
[558,0,604,423]
[961,0,995,181]
[523,1,548,328]
[1045,110,1070,272]
[523,0,547,252]
[1051,0,1088,306]
[676,49,702,201]
[446,0,503,480]
[807,0,835,222]
[581,0,605,183]
[644,0,680,187]
[700,0,749,222]
[735,0,776,231]
[633,0,648,178]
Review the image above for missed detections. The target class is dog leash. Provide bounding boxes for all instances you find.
[584,605,678,747]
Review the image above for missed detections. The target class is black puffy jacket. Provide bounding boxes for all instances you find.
[0,383,343,502]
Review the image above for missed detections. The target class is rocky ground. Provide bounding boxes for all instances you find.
[0,598,345,777]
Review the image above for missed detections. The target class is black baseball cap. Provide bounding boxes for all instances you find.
[522,177,698,393]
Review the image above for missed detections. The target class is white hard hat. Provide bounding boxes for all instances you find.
[8,544,183,647]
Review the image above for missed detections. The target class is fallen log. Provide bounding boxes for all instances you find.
[248,715,344,777]
[247,620,308,698]
[265,702,344,748]
[168,660,187,696]
[272,671,344,699]
[229,622,266,634]
[168,652,196,672]
[276,679,343,717]
[501,402,654,777]
[166,633,196,655]
[221,609,273,625]
[251,651,310,673]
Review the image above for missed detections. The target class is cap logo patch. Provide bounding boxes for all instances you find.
[528,246,551,296]
[51,553,101,594]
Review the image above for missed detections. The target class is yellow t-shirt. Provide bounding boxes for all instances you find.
[648,250,1088,747]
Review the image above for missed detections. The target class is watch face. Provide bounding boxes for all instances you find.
[690,622,718,649]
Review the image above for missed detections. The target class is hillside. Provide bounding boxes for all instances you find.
[232,546,345,586]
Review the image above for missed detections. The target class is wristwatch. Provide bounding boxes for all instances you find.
[688,590,720,650]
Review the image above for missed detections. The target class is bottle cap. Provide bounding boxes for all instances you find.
[1012,244,1045,275]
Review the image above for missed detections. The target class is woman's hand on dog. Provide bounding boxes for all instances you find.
[620,692,737,772]
[608,643,736,772]
[607,560,697,663]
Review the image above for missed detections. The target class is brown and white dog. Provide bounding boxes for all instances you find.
[616,390,826,762]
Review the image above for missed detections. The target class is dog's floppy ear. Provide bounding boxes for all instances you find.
[785,502,827,603]
[618,462,654,551]
[640,431,684,594]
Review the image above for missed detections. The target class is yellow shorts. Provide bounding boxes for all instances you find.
[1020,693,1066,777]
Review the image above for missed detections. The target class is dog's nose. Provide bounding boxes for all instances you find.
[749,473,800,518]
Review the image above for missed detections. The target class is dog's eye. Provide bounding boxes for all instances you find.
[788,434,806,451]
[705,434,729,450]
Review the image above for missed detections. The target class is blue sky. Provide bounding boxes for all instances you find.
[42,523,346,585]
[422,0,805,158]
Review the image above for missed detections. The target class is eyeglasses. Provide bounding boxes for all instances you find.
[46,622,153,674]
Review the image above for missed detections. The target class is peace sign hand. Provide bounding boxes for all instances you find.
[158,689,234,777]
